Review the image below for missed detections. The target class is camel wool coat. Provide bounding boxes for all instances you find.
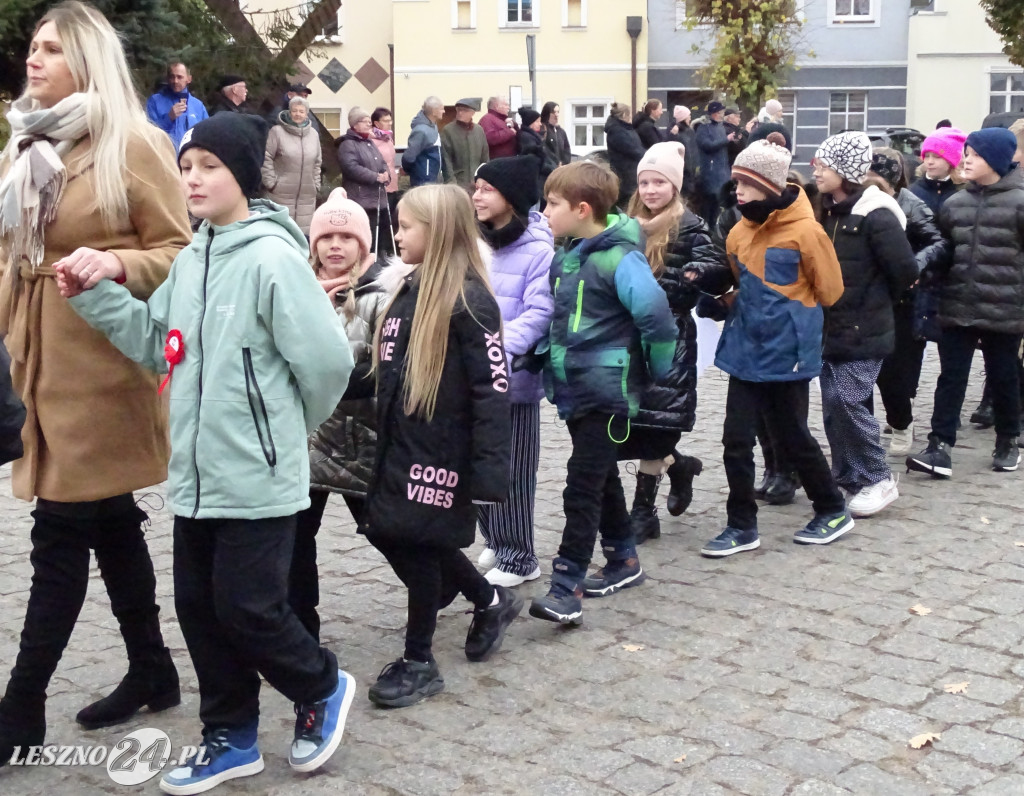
[0,131,190,503]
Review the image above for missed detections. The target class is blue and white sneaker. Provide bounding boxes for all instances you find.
[289,669,356,772]
[793,510,855,545]
[700,526,760,557]
[159,729,263,795]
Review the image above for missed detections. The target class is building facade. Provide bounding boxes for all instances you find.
[647,0,911,166]
[907,0,1022,131]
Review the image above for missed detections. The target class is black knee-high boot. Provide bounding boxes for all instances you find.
[75,498,179,729]
[0,504,91,764]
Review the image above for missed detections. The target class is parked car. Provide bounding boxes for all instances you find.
[868,127,925,183]
[982,111,1024,129]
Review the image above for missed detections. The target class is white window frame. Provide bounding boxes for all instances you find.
[313,108,342,139]
[989,70,1024,115]
[562,0,586,28]
[568,98,612,155]
[776,90,798,149]
[828,0,877,25]
[676,0,804,29]
[304,1,344,44]
[498,0,538,28]
[828,91,868,135]
[452,0,476,29]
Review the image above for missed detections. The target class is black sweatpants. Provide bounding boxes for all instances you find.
[369,538,493,663]
[723,377,845,530]
[173,514,338,730]
[876,299,927,432]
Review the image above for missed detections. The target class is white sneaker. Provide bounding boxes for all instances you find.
[847,475,898,518]
[477,547,497,569]
[889,425,915,456]
[484,565,542,587]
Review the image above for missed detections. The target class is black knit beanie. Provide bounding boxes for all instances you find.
[178,113,269,198]
[748,121,793,153]
[475,155,540,217]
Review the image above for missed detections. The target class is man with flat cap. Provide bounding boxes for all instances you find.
[695,99,735,226]
[211,74,248,115]
[441,97,489,191]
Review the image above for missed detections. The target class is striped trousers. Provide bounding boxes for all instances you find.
[477,402,541,576]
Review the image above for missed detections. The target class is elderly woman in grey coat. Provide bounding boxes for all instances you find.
[261,95,322,234]
[337,106,393,255]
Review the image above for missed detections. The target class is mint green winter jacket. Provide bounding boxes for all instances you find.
[69,201,353,520]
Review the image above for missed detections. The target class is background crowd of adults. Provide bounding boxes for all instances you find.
[143,60,805,244]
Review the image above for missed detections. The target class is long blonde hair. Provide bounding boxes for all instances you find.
[627,189,685,277]
[0,1,166,228]
[373,184,495,421]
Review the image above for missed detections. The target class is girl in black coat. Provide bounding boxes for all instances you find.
[541,101,572,166]
[604,103,648,209]
[623,141,721,542]
[813,133,918,519]
[361,185,521,708]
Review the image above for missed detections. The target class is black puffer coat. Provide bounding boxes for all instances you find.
[605,115,647,207]
[909,175,962,217]
[633,112,662,149]
[633,210,723,431]
[819,186,919,361]
[308,261,392,496]
[359,272,511,547]
[935,167,1024,333]
[666,123,699,200]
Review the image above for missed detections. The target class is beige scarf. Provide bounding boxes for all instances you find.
[0,93,90,272]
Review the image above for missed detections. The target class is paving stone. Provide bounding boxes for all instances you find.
[968,774,1024,795]
[782,686,860,721]
[765,739,855,780]
[915,751,995,791]
[701,755,793,796]
[756,711,842,742]
[836,763,951,796]
[917,695,1006,724]
[843,675,931,707]
[854,707,940,740]
[789,780,854,796]
[939,725,1024,766]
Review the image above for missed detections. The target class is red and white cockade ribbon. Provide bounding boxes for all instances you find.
[158,330,184,395]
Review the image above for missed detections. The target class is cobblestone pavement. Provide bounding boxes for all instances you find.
[1,349,1023,795]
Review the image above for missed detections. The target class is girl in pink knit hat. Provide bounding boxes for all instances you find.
[909,127,967,216]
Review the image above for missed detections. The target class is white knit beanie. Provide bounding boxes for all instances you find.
[814,131,873,184]
[636,141,687,192]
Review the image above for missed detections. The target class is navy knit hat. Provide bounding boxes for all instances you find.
[475,156,540,217]
[178,113,269,198]
[749,122,793,152]
[965,128,1018,178]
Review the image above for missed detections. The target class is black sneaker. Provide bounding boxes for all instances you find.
[993,436,1021,471]
[465,586,524,662]
[906,435,952,478]
[529,558,584,625]
[971,399,994,428]
[765,472,798,505]
[367,658,444,709]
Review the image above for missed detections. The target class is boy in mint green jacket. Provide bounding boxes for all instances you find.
[57,114,355,794]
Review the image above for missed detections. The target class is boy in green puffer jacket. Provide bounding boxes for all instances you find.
[529,160,677,627]
[57,113,355,795]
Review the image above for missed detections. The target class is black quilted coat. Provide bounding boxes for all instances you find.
[897,188,948,275]
[632,210,723,432]
[935,167,1024,333]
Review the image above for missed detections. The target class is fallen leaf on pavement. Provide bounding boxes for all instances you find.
[622,644,645,652]
[944,682,969,694]
[909,604,932,616]
[980,516,991,524]
[909,732,940,749]
[673,754,687,763]
[1016,541,1024,547]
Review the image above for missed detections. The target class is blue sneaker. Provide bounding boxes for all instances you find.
[289,669,355,772]
[529,557,584,625]
[794,510,855,545]
[700,526,760,557]
[159,729,263,795]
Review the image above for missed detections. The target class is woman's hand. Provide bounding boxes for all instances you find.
[53,249,124,298]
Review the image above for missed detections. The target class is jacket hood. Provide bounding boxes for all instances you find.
[506,211,554,251]
[604,116,633,132]
[896,187,928,216]
[374,259,417,296]
[852,184,907,230]
[410,109,437,133]
[341,127,370,143]
[191,199,308,257]
[738,185,814,229]
[966,164,1024,195]
[573,213,641,255]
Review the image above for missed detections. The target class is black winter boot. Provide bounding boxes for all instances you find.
[582,539,646,597]
[971,381,994,428]
[765,472,799,505]
[753,469,776,501]
[629,473,661,544]
[665,452,703,516]
[75,648,180,730]
[0,694,45,767]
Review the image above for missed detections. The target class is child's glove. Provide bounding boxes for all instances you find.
[695,293,730,321]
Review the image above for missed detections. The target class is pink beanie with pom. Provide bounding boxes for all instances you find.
[921,127,968,170]
[309,188,373,259]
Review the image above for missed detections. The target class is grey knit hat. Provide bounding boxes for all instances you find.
[814,131,873,184]
[732,139,792,196]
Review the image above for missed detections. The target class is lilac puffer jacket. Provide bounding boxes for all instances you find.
[488,212,555,403]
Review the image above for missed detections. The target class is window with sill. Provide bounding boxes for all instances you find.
[829,91,867,135]
[571,102,609,149]
[831,0,874,23]
[776,91,798,148]
[563,0,585,28]
[676,0,803,29]
[303,1,343,43]
[990,73,1024,114]
[453,0,476,29]
[314,109,341,139]
[501,0,535,27]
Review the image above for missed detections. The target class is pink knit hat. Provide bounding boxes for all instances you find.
[637,141,687,191]
[921,127,968,170]
[309,188,373,258]
[673,105,691,123]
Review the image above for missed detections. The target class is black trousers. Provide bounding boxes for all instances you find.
[1,494,164,711]
[876,300,927,431]
[557,412,632,570]
[699,191,722,231]
[173,514,338,730]
[291,489,365,641]
[370,538,493,663]
[931,326,1022,446]
[723,378,845,530]
[366,207,394,258]
[616,426,682,461]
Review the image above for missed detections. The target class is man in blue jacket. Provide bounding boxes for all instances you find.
[146,62,209,150]
[401,96,445,186]
[695,100,735,228]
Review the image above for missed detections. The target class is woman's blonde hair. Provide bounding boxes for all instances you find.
[627,188,685,278]
[610,102,631,122]
[1,1,166,228]
[373,184,495,421]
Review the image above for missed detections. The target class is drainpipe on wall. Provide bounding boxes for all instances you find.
[626,16,643,113]
[389,44,395,118]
